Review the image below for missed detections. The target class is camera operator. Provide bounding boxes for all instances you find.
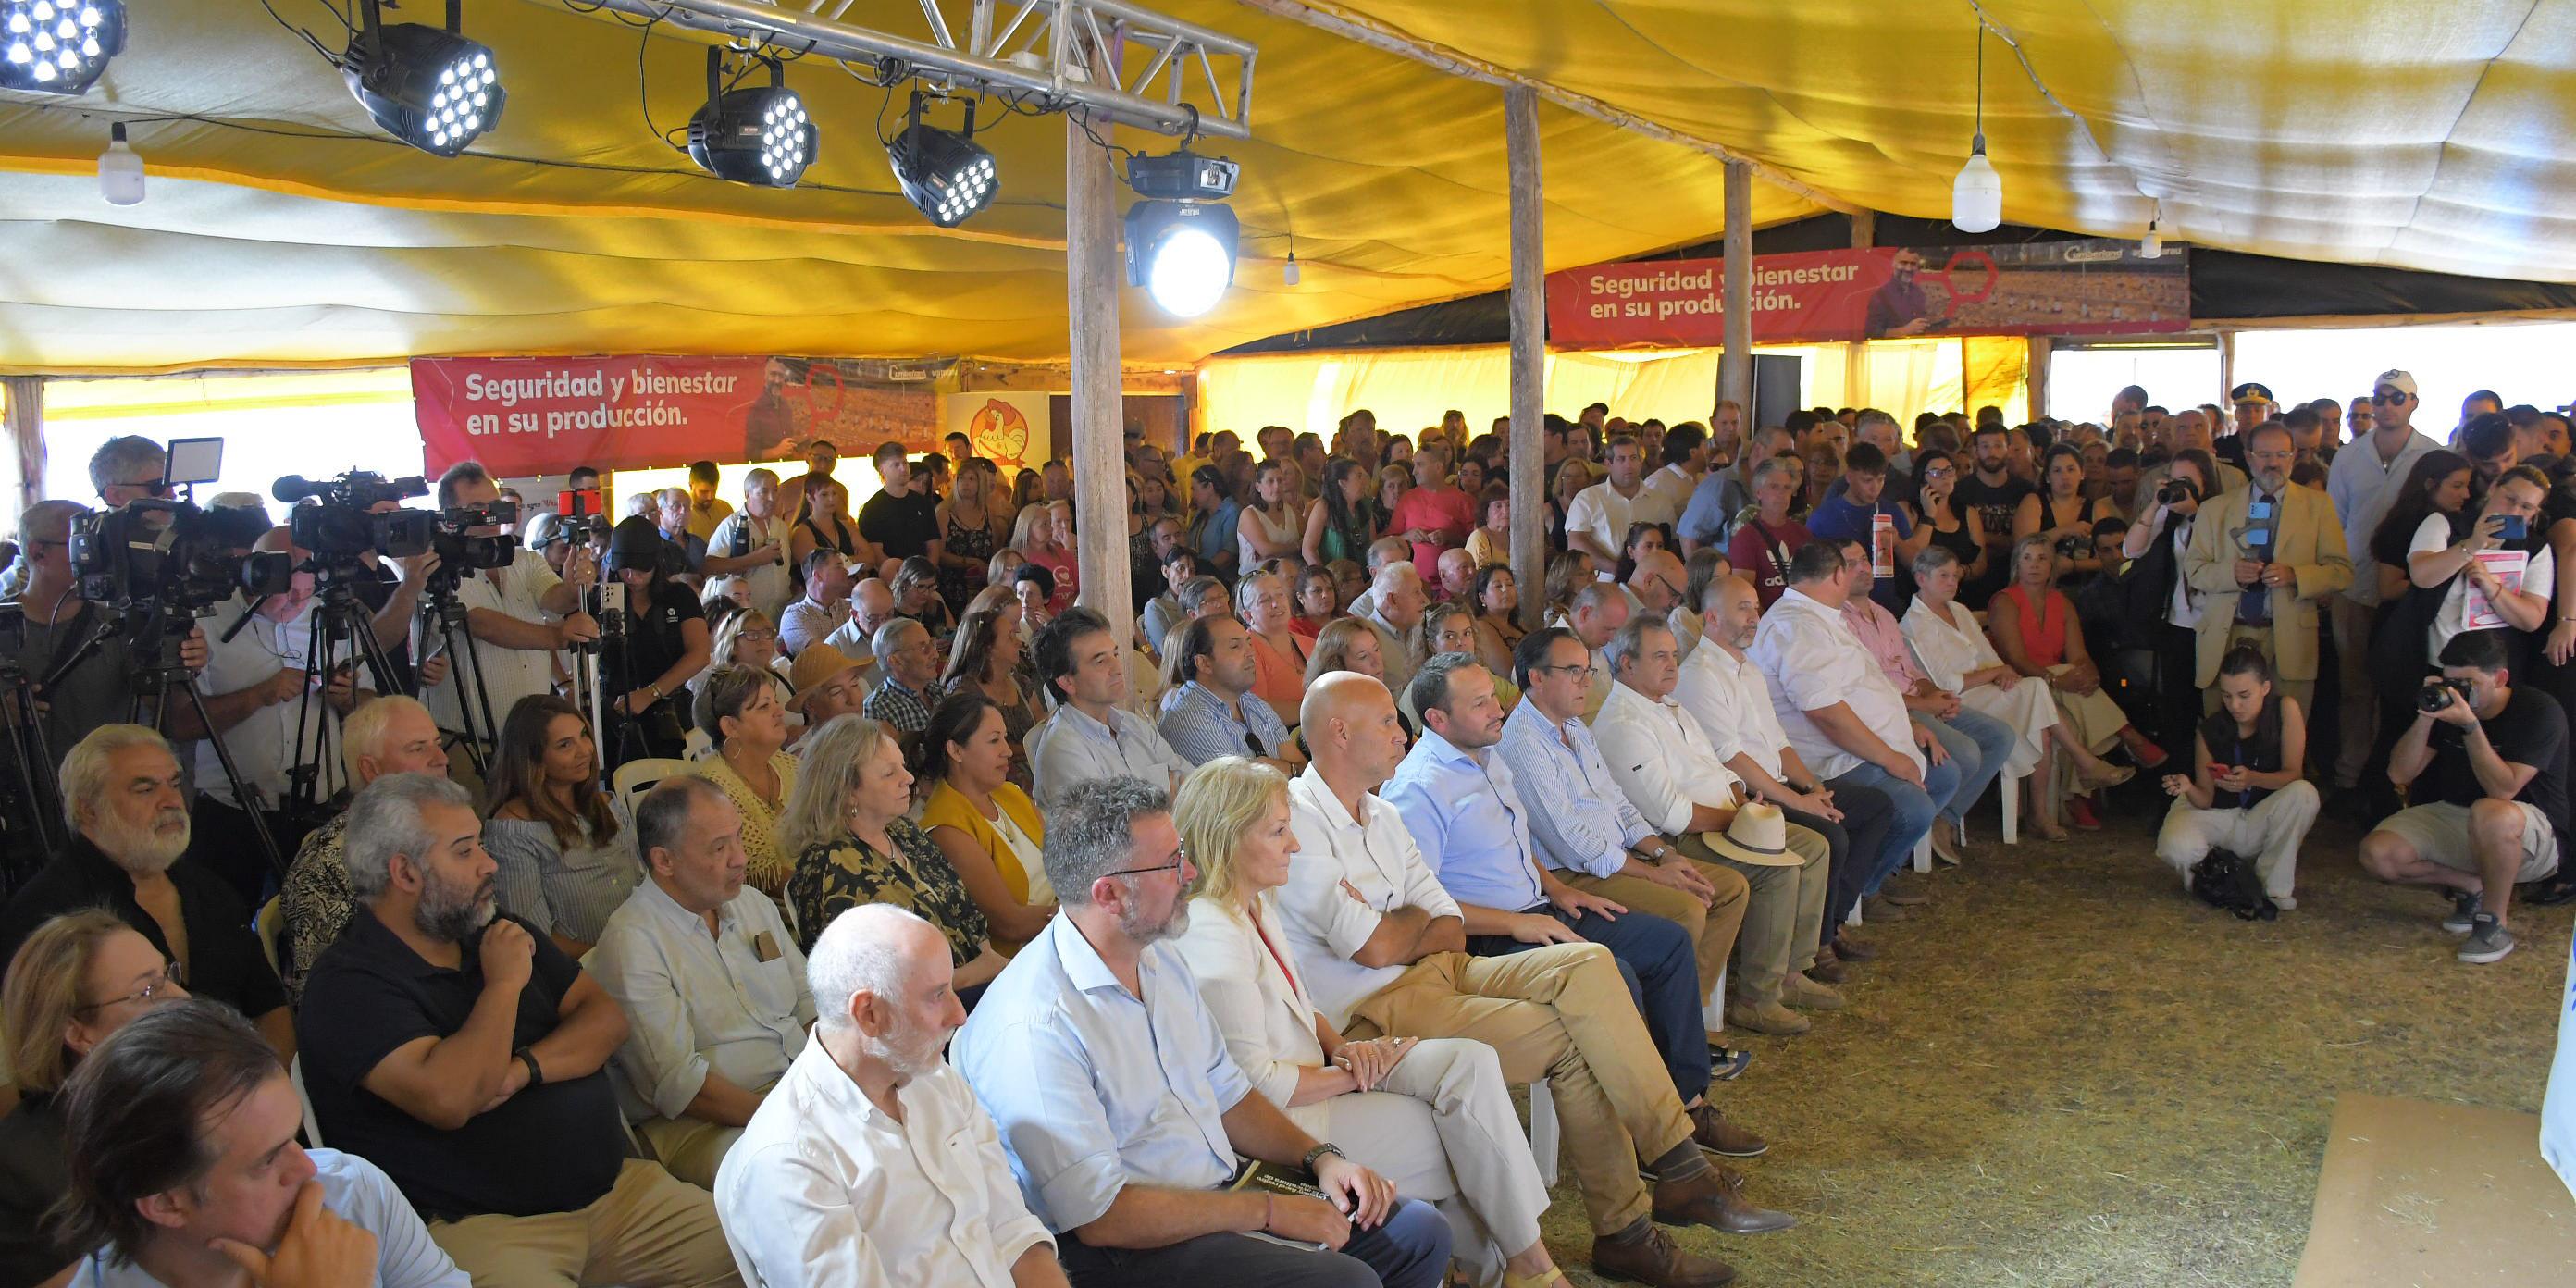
[6,501,212,771]
[2359,629,2568,965]
[2121,449,2221,764]
[601,516,711,762]
[421,463,597,747]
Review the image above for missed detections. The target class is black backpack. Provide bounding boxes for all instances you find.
[2188,848,2278,922]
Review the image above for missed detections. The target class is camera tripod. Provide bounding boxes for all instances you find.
[416,570,502,776]
[277,563,411,823]
[0,651,62,891]
[126,606,289,884]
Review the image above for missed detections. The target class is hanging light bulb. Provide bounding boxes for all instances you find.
[1283,249,1300,287]
[2140,200,2165,258]
[97,118,142,205]
[1951,23,2001,234]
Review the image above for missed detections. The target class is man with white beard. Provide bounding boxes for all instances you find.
[716,904,1066,1288]
[0,724,293,1058]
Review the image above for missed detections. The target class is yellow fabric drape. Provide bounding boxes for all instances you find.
[1963,337,2032,423]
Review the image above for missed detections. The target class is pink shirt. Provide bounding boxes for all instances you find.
[1840,596,1927,691]
[1387,486,1478,580]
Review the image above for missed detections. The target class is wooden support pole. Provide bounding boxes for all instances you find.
[1067,114,1133,656]
[1718,160,1753,424]
[1843,211,1876,411]
[2026,335,2051,422]
[1505,87,1547,633]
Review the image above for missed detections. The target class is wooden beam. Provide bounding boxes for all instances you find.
[2026,335,2051,422]
[1718,160,1753,423]
[1843,211,1876,411]
[1067,115,1133,656]
[1505,87,1547,634]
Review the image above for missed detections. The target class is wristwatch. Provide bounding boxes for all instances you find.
[514,1046,544,1087]
[1300,1142,1346,1173]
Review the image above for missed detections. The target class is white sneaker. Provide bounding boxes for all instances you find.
[2272,895,2297,910]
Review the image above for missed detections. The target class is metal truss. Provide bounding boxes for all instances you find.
[544,0,1257,141]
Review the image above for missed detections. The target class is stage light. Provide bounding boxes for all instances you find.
[687,48,816,188]
[2,0,126,96]
[1126,198,1237,317]
[342,0,504,158]
[887,92,996,227]
[97,119,142,205]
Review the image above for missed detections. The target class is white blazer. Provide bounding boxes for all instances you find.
[1171,890,1328,1113]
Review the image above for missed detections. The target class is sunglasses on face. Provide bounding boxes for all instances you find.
[2372,391,2409,405]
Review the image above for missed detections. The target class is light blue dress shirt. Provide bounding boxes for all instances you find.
[81,1150,466,1288]
[1494,700,1656,879]
[1381,727,1547,914]
[1157,681,1292,766]
[951,916,1254,1233]
[1027,702,1195,810]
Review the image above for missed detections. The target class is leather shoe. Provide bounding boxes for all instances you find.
[1652,1164,1798,1234]
[1687,1102,1769,1158]
[1591,1220,1736,1287]
[1829,935,1878,962]
[1781,972,1847,1010]
[1860,895,1910,922]
[1877,882,1931,907]
[1723,998,1810,1036]
[1804,955,1849,985]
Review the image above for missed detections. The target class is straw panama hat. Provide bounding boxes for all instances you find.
[1701,800,1802,867]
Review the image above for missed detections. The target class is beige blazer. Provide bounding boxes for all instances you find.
[1170,890,1328,1113]
[2180,480,2351,685]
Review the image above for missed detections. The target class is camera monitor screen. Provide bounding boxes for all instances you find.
[163,437,224,488]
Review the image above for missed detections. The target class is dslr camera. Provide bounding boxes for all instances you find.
[2156,477,2200,507]
[276,471,434,569]
[2420,676,2475,713]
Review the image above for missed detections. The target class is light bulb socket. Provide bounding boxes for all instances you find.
[109,120,127,143]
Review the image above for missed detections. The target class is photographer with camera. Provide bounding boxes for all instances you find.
[6,502,214,785]
[2359,629,2567,964]
[421,463,597,756]
[2122,450,2221,764]
[2182,423,2352,717]
[601,516,712,762]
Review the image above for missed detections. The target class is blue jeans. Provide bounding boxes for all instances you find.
[1468,900,1712,1103]
[1918,707,2017,828]
[1828,752,1963,901]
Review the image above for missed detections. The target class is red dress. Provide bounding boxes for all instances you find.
[1995,583,2071,667]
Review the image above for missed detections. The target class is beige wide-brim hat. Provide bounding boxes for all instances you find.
[1701,800,1802,867]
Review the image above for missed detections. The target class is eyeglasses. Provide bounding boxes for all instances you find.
[78,960,183,1015]
[1530,661,1591,677]
[737,630,779,643]
[1107,847,1190,879]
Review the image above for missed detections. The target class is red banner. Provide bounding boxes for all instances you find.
[413,355,942,477]
[1544,239,2188,348]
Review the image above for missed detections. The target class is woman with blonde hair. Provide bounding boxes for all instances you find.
[780,714,1008,998]
[1,911,191,1286]
[689,664,803,896]
[1170,759,1566,1288]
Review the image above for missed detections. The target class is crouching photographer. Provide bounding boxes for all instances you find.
[599,515,710,763]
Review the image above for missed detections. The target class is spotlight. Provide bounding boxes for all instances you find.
[1126,199,1238,317]
[887,92,997,227]
[342,0,504,158]
[687,48,816,188]
[1,0,126,96]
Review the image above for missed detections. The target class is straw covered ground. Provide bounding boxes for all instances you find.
[1535,795,2570,1288]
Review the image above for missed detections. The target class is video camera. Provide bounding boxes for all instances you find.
[430,499,520,576]
[557,488,611,548]
[276,471,435,565]
[70,499,292,614]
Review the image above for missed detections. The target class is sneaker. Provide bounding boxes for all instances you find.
[2271,895,2297,910]
[2458,915,2517,964]
[2442,889,2483,935]
[1705,1044,1753,1082]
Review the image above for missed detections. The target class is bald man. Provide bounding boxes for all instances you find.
[1624,549,1688,623]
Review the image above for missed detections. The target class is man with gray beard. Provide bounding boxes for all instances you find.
[0,724,292,1056]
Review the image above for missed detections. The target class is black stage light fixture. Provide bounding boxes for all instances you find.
[343,0,504,157]
[687,48,816,188]
[1125,198,1237,318]
[887,92,997,228]
[2,0,124,95]
[1125,150,1238,201]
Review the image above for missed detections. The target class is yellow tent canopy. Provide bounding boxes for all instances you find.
[0,2,2567,374]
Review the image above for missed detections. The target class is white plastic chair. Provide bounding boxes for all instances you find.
[611,758,695,814]
[291,1053,323,1148]
[1524,1081,1560,1186]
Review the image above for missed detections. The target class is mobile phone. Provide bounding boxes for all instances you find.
[2497,514,2528,540]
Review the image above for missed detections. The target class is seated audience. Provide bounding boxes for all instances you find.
[919,694,1059,953]
[483,696,643,957]
[1011,564,1059,634]
[688,665,801,899]
[861,618,947,740]
[2358,631,2567,965]
[1158,615,1302,773]
[820,578,899,669]
[56,1002,469,1288]
[0,725,290,1056]
[1285,674,1785,1285]
[1237,566,1315,729]
[0,911,193,1286]
[299,774,737,1287]
[2155,647,2319,909]
[1412,602,1518,716]
[1469,564,1526,682]
[890,557,955,639]
[1591,622,1840,1035]
[952,777,1453,1288]
[1464,488,1512,570]
[781,715,1007,995]
[1357,563,1430,697]
[1139,551,1207,654]
[784,643,871,731]
[1987,535,2168,829]
[777,551,852,658]
[1726,458,1810,609]
[1294,564,1342,638]
[700,610,795,712]
[1554,582,1629,724]
[942,604,1047,786]
[1436,548,1478,603]
[281,695,451,1003]
[590,777,812,1189]
[1170,757,1567,1288]
[1027,608,1194,808]
[714,906,1063,1288]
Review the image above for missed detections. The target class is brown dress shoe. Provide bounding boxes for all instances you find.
[1591,1221,1736,1287]
[1877,882,1931,907]
[1860,895,1910,922]
[1652,1164,1799,1234]
[1829,935,1878,961]
[1804,955,1849,985]
[1688,1102,1769,1158]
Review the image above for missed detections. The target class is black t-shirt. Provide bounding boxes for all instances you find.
[1954,473,2035,556]
[0,836,287,1021]
[619,580,705,695]
[0,1095,74,1286]
[296,911,626,1221]
[2421,686,2570,824]
[858,489,940,560]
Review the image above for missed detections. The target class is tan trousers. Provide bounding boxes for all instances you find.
[636,1117,744,1191]
[429,1158,742,1288]
[1692,828,1830,1007]
[1557,836,1765,1009]
[2198,625,2314,715]
[1344,944,1694,1236]
[2328,596,2377,787]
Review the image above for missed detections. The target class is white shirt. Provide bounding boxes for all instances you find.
[716,1045,1052,1288]
[2411,514,2557,656]
[195,593,335,806]
[1674,639,1794,781]
[1633,464,1693,528]
[588,877,814,1123]
[1277,766,1464,1029]
[1747,587,1923,781]
[1564,478,1645,558]
[423,548,562,731]
[1901,598,2005,694]
[1591,680,1742,834]
[1027,701,1194,809]
[2167,517,2205,629]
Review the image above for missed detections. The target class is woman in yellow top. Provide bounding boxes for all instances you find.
[687,664,800,898]
[914,692,1057,953]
